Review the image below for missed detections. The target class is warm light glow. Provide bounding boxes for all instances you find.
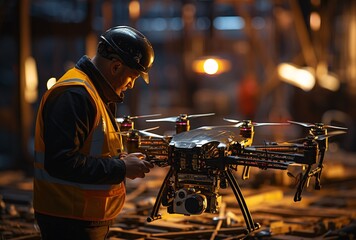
[278,63,315,91]
[318,74,339,91]
[47,77,57,90]
[316,62,340,91]
[192,57,231,75]
[25,56,38,103]
[310,12,321,31]
[204,59,219,75]
[129,0,140,20]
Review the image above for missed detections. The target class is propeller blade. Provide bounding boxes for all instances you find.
[116,114,162,123]
[146,112,215,123]
[130,113,162,120]
[146,116,178,122]
[287,120,315,128]
[322,125,348,130]
[223,118,241,123]
[283,130,347,143]
[141,126,160,132]
[314,130,347,140]
[188,113,215,119]
[288,120,348,130]
[139,130,165,139]
[114,126,160,136]
[224,118,289,127]
[253,122,290,127]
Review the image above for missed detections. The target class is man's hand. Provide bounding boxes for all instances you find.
[121,152,154,179]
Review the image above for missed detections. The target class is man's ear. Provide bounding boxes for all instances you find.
[111,60,122,75]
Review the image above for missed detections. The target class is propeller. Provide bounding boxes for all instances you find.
[117,127,164,138]
[284,130,347,143]
[198,119,289,130]
[146,113,215,123]
[288,120,348,130]
[223,118,290,127]
[139,129,165,139]
[115,114,162,123]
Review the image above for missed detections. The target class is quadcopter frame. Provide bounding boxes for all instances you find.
[120,116,346,235]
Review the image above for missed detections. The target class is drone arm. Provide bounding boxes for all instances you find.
[224,147,319,202]
[225,155,293,170]
[224,147,308,170]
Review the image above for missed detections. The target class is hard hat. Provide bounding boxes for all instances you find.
[99,26,154,84]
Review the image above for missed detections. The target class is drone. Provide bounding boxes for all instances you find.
[118,115,347,234]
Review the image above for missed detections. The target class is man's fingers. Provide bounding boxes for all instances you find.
[143,160,154,168]
[140,163,152,173]
[128,152,146,160]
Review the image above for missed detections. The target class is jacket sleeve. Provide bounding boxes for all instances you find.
[42,86,126,184]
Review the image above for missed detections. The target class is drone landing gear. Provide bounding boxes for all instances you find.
[294,148,326,201]
[294,164,312,202]
[147,167,260,234]
[225,169,260,233]
[147,167,174,222]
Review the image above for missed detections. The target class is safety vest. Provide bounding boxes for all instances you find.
[33,68,125,221]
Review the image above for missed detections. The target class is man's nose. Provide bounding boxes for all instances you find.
[128,79,136,89]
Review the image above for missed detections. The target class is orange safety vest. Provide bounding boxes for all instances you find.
[33,68,125,221]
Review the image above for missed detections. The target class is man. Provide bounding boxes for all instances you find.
[33,26,155,239]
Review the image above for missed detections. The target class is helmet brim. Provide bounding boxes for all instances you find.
[140,71,149,84]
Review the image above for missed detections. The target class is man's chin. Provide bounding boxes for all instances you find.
[116,89,125,95]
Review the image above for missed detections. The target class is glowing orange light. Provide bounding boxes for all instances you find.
[310,12,321,31]
[129,0,140,20]
[25,57,38,103]
[278,63,315,91]
[192,57,231,75]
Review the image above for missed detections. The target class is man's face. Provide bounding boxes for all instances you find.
[111,60,140,95]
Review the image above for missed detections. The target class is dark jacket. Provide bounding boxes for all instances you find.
[42,55,126,184]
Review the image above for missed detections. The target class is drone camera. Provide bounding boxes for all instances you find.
[170,188,207,215]
[169,188,222,215]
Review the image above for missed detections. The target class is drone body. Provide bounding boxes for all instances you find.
[118,114,347,234]
[164,128,238,216]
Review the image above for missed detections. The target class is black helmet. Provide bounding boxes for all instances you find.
[99,26,154,83]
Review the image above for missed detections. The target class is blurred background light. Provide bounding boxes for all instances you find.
[213,16,245,30]
[129,0,140,20]
[316,62,340,91]
[278,63,315,91]
[193,57,231,75]
[310,11,321,31]
[24,57,38,103]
